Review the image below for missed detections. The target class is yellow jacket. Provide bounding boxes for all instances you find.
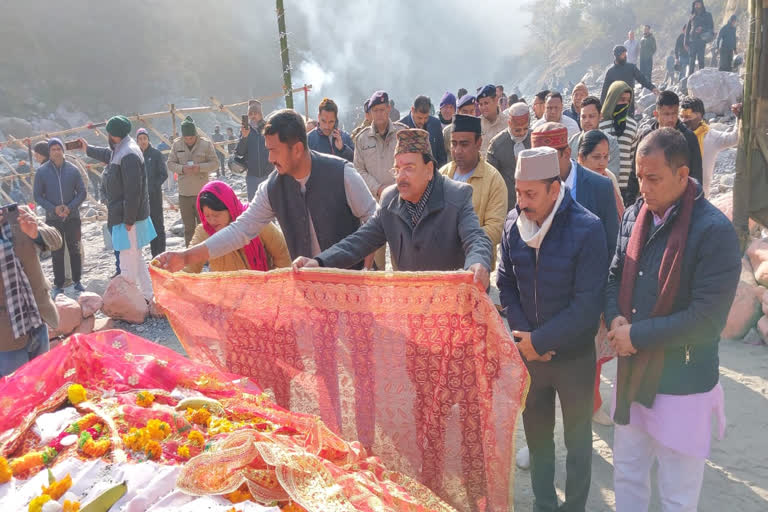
[439,158,508,266]
[184,222,291,273]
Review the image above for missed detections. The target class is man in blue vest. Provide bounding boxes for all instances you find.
[400,95,448,168]
[156,109,377,272]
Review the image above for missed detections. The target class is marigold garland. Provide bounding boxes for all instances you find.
[81,438,110,458]
[0,456,11,483]
[10,452,44,476]
[41,473,72,500]
[225,486,253,504]
[177,445,190,459]
[67,384,87,405]
[136,391,155,408]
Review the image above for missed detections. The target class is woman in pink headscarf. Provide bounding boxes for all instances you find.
[184,181,290,273]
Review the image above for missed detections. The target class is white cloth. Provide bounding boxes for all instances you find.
[205,162,377,259]
[508,127,529,157]
[516,185,565,250]
[614,422,706,512]
[120,227,153,300]
[0,458,278,511]
[700,124,739,197]
[532,114,581,140]
[624,39,640,64]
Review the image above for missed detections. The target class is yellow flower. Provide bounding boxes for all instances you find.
[122,427,150,452]
[63,500,81,512]
[177,445,190,459]
[145,440,161,460]
[41,473,72,500]
[28,494,51,512]
[0,456,11,484]
[209,417,234,436]
[136,391,155,408]
[67,384,87,405]
[187,430,205,447]
[81,438,110,458]
[146,419,171,440]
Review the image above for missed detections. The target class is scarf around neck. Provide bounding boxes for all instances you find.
[405,176,435,226]
[693,121,710,154]
[614,178,698,425]
[516,185,565,251]
[612,104,630,137]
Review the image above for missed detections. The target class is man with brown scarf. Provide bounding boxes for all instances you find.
[605,128,740,511]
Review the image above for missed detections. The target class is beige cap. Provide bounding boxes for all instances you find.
[514,147,560,181]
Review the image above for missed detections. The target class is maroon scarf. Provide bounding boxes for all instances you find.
[614,178,697,425]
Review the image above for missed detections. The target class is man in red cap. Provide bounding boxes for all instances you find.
[532,122,618,257]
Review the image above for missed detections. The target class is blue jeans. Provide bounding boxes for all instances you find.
[0,324,50,377]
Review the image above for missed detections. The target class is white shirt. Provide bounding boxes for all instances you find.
[205,162,377,259]
[564,159,577,199]
[624,39,640,64]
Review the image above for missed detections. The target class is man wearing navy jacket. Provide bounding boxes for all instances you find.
[400,95,447,168]
[498,146,608,512]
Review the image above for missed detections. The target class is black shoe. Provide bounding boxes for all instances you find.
[74,282,86,292]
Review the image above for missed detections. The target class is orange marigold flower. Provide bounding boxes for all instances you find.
[145,440,162,460]
[187,430,205,446]
[63,500,81,512]
[185,407,212,427]
[136,391,155,408]
[41,473,72,500]
[177,445,190,459]
[67,384,87,405]
[0,456,11,483]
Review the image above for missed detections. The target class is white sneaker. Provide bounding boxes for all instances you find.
[516,445,530,469]
[592,409,614,426]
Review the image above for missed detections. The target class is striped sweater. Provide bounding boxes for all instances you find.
[599,117,638,192]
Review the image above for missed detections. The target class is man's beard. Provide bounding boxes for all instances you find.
[618,57,627,65]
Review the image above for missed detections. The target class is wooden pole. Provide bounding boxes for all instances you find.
[276,0,294,109]
[304,84,309,120]
[170,104,177,139]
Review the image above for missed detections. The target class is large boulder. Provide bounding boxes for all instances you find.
[746,238,768,287]
[48,294,82,338]
[722,258,764,339]
[636,93,657,112]
[757,316,768,344]
[710,193,760,231]
[77,292,103,318]
[101,276,148,324]
[93,317,116,332]
[0,117,34,138]
[74,315,95,335]
[686,68,743,115]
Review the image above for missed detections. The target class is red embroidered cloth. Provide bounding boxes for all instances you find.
[151,266,530,511]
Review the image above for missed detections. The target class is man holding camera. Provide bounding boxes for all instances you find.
[236,100,273,201]
[33,138,86,295]
[0,204,62,376]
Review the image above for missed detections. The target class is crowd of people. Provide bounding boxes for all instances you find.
[0,9,745,510]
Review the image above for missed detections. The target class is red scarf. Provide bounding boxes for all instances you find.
[196,181,269,271]
[614,178,697,425]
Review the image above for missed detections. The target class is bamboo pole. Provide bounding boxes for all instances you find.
[276,0,294,108]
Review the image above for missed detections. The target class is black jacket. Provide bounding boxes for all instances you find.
[627,120,703,203]
[600,62,656,109]
[717,23,737,51]
[675,33,689,59]
[87,142,150,228]
[142,145,168,192]
[685,3,714,47]
[605,182,740,395]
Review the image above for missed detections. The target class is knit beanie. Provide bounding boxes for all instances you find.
[106,115,132,138]
[181,116,197,137]
[48,138,64,150]
[135,128,149,138]
[33,140,50,159]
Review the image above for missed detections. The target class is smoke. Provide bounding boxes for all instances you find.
[283,0,531,126]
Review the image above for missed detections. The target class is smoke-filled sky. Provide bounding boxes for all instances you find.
[243,0,532,121]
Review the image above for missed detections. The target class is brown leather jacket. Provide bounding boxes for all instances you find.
[0,206,61,351]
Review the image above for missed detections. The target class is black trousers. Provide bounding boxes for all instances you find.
[523,351,595,512]
[689,42,706,75]
[148,189,166,257]
[639,57,653,83]
[719,48,734,72]
[49,217,82,288]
